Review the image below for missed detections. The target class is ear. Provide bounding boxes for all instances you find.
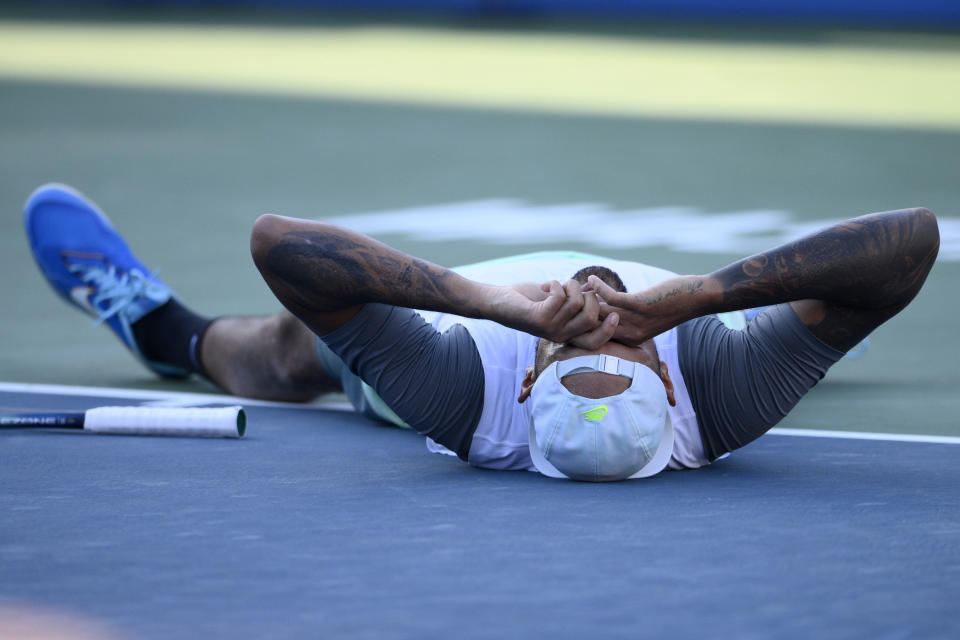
[518,365,537,403]
[658,360,677,407]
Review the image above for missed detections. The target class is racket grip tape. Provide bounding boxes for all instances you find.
[84,406,246,438]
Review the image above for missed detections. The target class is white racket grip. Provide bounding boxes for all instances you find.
[84,406,246,438]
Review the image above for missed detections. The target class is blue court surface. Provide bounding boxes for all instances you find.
[1,384,958,639]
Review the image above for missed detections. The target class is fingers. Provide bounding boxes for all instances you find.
[580,283,599,321]
[531,279,642,345]
[597,300,617,320]
[533,277,657,347]
[533,280,585,336]
[587,275,633,306]
[536,280,566,316]
[528,279,603,341]
[559,279,586,318]
[568,311,619,350]
[510,282,550,303]
[556,279,601,336]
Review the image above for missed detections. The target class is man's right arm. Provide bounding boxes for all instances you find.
[591,208,940,352]
[249,214,617,345]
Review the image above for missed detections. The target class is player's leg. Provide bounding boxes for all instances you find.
[200,311,339,402]
[24,183,339,402]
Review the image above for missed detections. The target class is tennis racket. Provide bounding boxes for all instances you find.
[0,406,245,438]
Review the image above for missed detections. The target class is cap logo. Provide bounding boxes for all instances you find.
[579,405,609,422]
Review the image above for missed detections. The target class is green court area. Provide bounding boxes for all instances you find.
[0,8,957,437]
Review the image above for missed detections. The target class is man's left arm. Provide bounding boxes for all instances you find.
[591,208,940,351]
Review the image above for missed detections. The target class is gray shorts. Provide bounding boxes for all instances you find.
[317,304,484,460]
[678,303,845,460]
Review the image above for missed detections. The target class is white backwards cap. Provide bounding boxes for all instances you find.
[528,354,674,482]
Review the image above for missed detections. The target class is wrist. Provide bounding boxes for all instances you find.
[470,283,516,323]
[641,275,718,322]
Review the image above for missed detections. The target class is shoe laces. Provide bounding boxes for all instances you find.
[68,262,164,325]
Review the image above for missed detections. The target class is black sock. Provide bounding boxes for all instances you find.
[132,299,214,378]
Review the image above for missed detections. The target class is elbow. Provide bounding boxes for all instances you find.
[893,207,940,307]
[910,207,940,264]
[250,213,286,276]
[250,215,343,309]
[250,213,314,313]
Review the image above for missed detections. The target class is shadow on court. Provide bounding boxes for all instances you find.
[1,389,957,639]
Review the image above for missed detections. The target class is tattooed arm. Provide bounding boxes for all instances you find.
[590,208,940,351]
[249,214,617,345]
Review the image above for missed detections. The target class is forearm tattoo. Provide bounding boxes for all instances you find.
[638,279,704,306]
[264,230,470,313]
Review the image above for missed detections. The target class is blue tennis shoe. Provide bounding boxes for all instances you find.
[25,183,189,378]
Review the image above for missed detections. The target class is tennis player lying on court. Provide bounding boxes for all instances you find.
[25,184,940,481]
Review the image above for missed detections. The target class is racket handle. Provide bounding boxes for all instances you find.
[0,413,84,428]
[84,406,246,438]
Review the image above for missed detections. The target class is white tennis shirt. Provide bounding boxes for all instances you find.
[416,252,711,473]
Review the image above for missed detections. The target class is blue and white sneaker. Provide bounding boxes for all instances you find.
[25,183,189,378]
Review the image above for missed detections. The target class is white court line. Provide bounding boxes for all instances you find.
[3,381,958,445]
[0,381,353,412]
[768,427,960,445]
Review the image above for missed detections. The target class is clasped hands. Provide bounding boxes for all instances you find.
[507,275,673,350]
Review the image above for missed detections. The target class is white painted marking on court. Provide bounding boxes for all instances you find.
[0,381,352,412]
[322,201,960,261]
[769,427,960,445]
[2,381,956,444]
